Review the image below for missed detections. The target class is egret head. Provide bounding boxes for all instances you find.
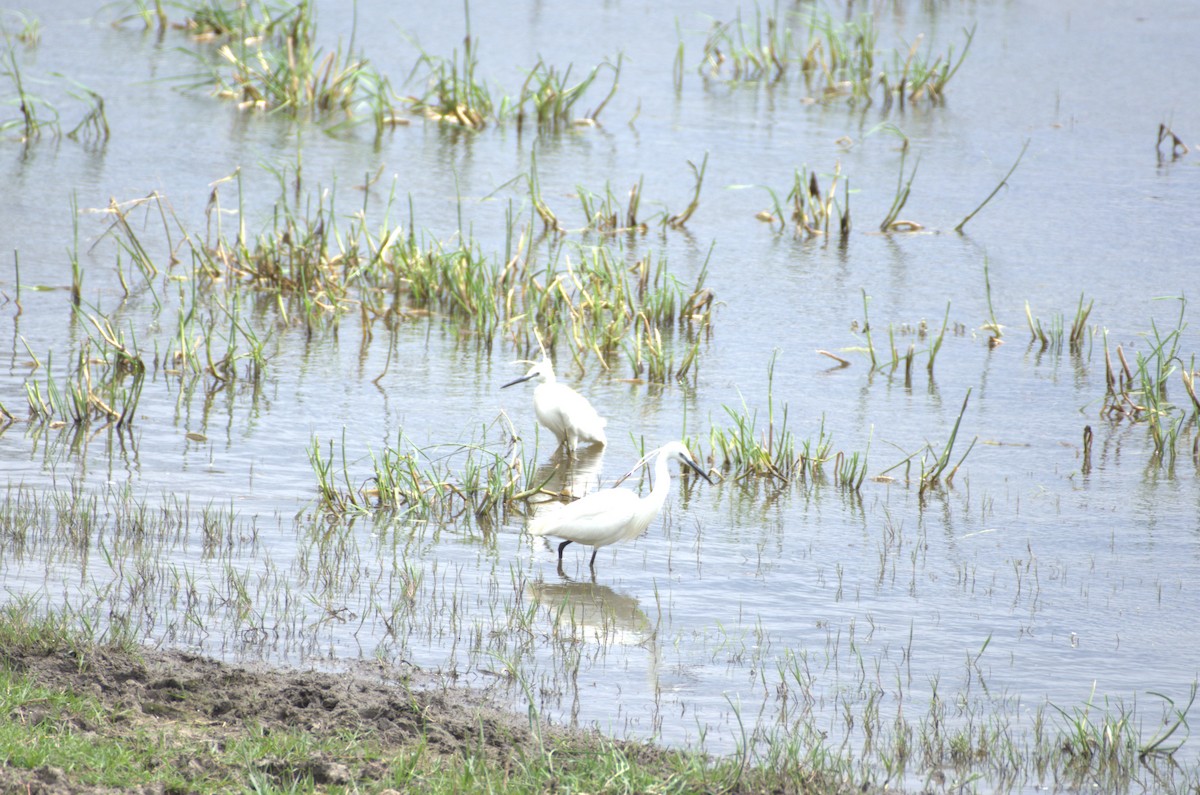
[501,356,556,389]
[661,441,713,484]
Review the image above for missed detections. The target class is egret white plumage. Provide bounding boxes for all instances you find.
[502,357,607,454]
[528,441,713,569]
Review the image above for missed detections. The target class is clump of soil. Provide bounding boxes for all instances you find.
[0,643,591,793]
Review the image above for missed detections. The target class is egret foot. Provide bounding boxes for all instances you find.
[557,539,573,562]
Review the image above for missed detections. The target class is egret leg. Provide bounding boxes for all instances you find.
[557,539,573,562]
[589,547,598,568]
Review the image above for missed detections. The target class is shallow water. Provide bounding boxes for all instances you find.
[2,0,1200,789]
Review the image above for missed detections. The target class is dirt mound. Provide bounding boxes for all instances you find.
[0,643,566,793]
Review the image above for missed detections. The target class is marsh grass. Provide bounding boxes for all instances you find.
[1025,301,1063,352]
[174,0,395,124]
[7,164,744,678]
[1024,294,1093,356]
[1100,297,1197,462]
[63,83,109,142]
[574,176,652,235]
[118,0,168,32]
[926,302,951,375]
[506,241,713,371]
[566,162,716,237]
[880,149,921,232]
[955,139,1029,233]
[879,389,977,496]
[665,153,709,229]
[919,390,976,494]
[879,24,976,108]
[98,192,177,305]
[698,6,791,82]
[1,43,60,142]
[982,256,1001,338]
[1,10,41,46]
[188,161,714,375]
[30,128,712,414]
[518,54,621,130]
[1050,690,1151,789]
[311,418,543,521]
[789,163,850,239]
[756,147,1030,242]
[861,289,877,370]
[22,322,145,429]
[1157,123,1189,160]
[406,5,620,132]
[853,296,962,384]
[702,353,866,489]
[163,0,626,133]
[1068,294,1095,352]
[0,598,97,656]
[803,9,878,102]
[623,319,702,384]
[409,24,494,129]
[696,5,973,107]
[525,151,562,233]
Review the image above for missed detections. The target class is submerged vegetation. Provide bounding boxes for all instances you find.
[701,352,869,490]
[0,28,109,144]
[410,39,623,131]
[695,4,974,106]
[153,0,623,133]
[309,420,545,520]
[172,0,404,131]
[1100,297,1199,464]
[80,159,718,379]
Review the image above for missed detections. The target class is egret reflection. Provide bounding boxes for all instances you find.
[528,576,653,647]
[529,445,606,501]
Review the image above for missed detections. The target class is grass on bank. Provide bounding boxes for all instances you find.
[1,602,1197,793]
[0,605,871,794]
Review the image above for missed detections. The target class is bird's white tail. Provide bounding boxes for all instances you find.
[527,505,563,537]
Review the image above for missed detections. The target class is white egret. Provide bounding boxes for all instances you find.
[502,357,607,454]
[528,441,713,569]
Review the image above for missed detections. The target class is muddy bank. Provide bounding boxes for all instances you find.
[0,643,636,793]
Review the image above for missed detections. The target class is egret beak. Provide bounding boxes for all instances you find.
[502,372,536,389]
[683,456,714,484]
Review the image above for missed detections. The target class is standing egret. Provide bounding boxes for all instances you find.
[528,441,713,570]
[502,357,607,454]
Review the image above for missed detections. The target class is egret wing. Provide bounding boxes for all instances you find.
[528,488,641,545]
[537,384,606,445]
[559,387,607,442]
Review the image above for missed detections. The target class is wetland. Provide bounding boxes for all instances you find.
[1,0,1199,791]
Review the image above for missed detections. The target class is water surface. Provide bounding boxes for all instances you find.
[2,0,1199,789]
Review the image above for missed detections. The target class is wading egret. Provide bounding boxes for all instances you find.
[502,357,607,454]
[528,441,713,570]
